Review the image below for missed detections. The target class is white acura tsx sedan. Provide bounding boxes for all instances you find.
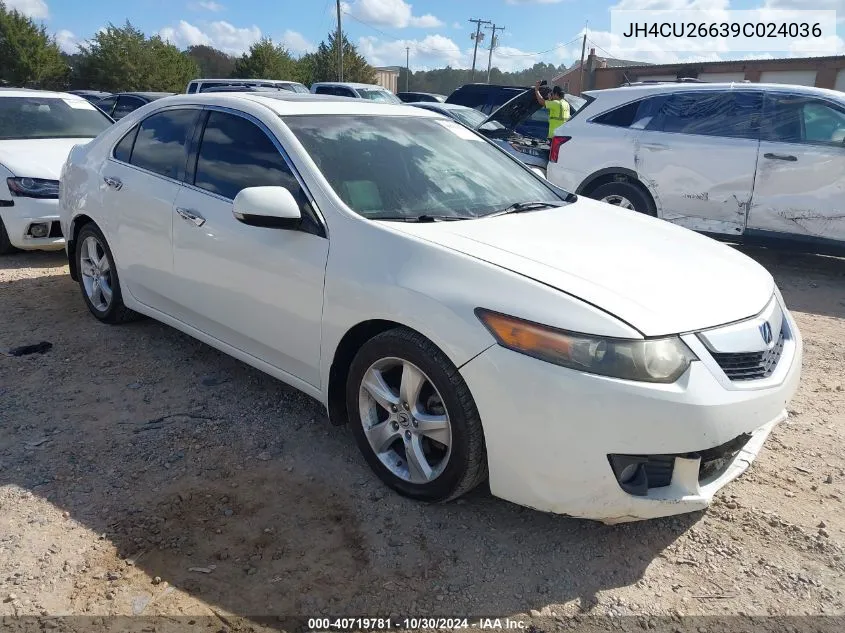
[59,93,802,523]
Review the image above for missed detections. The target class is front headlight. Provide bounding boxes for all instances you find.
[7,177,60,199]
[476,309,697,383]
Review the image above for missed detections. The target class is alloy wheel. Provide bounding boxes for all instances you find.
[358,357,452,484]
[600,194,636,210]
[80,235,113,312]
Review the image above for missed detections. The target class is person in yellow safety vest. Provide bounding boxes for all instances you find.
[533,81,570,139]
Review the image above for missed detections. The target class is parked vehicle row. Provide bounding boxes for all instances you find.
[52,91,801,522]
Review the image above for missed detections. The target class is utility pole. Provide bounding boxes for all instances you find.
[577,24,588,95]
[405,46,410,92]
[468,18,491,82]
[336,0,343,82]
[485,24,504,84]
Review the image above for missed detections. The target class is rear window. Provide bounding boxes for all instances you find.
[0,96,113,140]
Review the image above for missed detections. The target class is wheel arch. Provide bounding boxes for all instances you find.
[576,168,658,216]
[327,319,407,426]
[67,214,96,281]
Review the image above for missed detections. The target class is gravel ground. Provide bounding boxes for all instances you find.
[1,247,844,630]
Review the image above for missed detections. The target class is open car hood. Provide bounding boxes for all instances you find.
[482,89,540,132]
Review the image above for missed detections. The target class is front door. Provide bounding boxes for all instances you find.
[632,90,762,236]
[100,107,201,312]
[170,108,329,387]
[749,92,845,244]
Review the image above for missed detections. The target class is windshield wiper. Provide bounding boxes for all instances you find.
[374,214,472,223]
[484,201,565,218]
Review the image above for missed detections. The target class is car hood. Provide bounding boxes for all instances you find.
[387,197,775,336]
[0,138,93,179]
[483,89,540,132]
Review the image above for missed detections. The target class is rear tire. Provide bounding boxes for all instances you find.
[346,327,488,503]
[589,180,655,216]
[0,217,18,255]
[75,223,139,324]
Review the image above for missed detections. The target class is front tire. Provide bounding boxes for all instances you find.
[346,328,488,502]
[75,223,138,324]
[590,180,655,216]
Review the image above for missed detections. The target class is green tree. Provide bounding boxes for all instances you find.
[232,38,297,80]
[76,21,198,92]
[299,31,374,85]
[186,44,236,78]
[0,1,69,89]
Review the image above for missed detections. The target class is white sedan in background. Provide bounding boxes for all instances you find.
[0,89,113,254]
[59,93,801,522]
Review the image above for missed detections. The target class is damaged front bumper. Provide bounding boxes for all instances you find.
[459,309,802,523]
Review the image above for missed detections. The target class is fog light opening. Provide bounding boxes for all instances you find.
[28,222,49,238]
[608,454,649,497]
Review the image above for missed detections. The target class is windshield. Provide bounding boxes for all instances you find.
[285,114,562,220]
[289,83,310,94]
[356,89,402,104]
[0,97,112,140]
[448,107,488,129]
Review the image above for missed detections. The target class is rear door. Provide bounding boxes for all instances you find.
[170,108,329,386]
[632,90,762,235]
[100,107,201,312]
[750,92,845,244]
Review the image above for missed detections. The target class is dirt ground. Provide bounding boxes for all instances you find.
[1,246,844,631]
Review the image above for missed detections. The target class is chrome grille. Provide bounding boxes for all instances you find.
[710,331,785,381]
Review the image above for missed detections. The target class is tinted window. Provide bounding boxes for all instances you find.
[187,83,198,94]
[644,91,761,139]
[113,125,138,162]
[285,115,561,220]
[0,96,112,140]
[95,96,117,116]
[593,100,642,127]
[315,86,337,96]
[765,94,845,147]
[113,96,144,120]
[194,111,302,201]
[130,109,197,179]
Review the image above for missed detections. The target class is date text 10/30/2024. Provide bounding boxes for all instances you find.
[306,618,528,630]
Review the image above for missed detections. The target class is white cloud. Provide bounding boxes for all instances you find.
[358,34,464,68]
[196,0,225,10]
[612,0,728,8]
[5,0,49,19]
[55,29,79,53]
[159,20,261,54]
[765,0,844,23]
[281,29,315,54]
[452,22,462,29]
[343,0,443,29]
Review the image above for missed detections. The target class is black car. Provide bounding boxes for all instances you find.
[446,83,586,140]
[94,92,174,121]
[67,90,112,104]
[396,91,446,103]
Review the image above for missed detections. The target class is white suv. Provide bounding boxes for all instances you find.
[546,82,845,255]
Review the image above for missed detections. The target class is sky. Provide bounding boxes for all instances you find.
[7,0,845,73]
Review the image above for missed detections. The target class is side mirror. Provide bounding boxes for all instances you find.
[233,186,302,229]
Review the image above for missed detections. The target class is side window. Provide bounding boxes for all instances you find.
[593,100,643,127]
[766,94,845,147]
[113,96,143,120]
[187,83,198,94]
[193,111,306,204]
[315,86,333,95]
[645,91,761,139]
[96,97,117,116]
[112,125,138,162]
[130,109,197,180]
[342,88,358,97]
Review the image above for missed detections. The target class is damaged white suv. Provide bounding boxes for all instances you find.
[546,82,845,256]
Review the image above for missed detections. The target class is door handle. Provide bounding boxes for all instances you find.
[103,176,123,190]
[763,153,797,162]
[176,207,206,227]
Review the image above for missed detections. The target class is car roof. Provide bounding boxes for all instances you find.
[408,102,473,111]
[585,82,845,101]
[191,78,300,84]
[152,92,441,117]
[311,82,387,89]
[0,89,90,99]
[117,92,175,99]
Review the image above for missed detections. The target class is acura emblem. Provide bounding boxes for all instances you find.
[760,321,773,346]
